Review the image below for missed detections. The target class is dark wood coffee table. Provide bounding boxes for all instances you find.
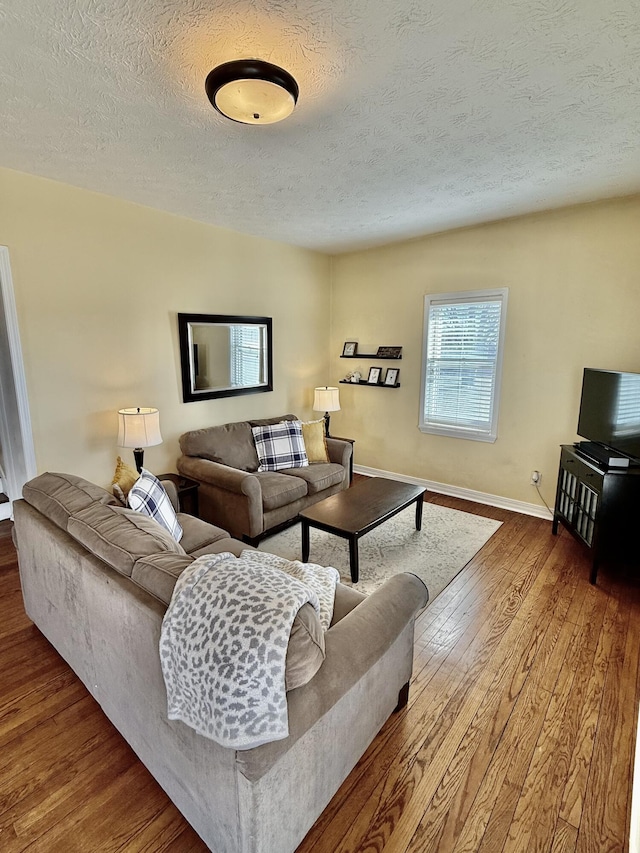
[300,477,427,583]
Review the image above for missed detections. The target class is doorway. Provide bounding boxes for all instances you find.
[0,246,36,518]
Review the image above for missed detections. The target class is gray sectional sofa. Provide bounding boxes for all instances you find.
[13,471,428,853]
[177,414,352,542]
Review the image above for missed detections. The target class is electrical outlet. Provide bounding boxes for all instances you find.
[530,470,541,485]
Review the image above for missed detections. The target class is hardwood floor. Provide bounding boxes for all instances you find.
[1,492,638,852]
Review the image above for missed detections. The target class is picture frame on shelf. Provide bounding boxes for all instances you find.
[367,367,381,384]
[376,346,402,359]
[384,368,399,386]
[342,341,358,357]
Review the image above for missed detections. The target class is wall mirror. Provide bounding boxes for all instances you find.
[178,313,273,402]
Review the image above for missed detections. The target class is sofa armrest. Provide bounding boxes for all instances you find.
[325,437,352,469]
[177,456,261,499]
[302,572,428,707]
[237,572,428,780]
[161,479,180,512]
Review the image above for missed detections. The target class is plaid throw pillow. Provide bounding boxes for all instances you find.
[128,468,183,542]
[252,420,309,472]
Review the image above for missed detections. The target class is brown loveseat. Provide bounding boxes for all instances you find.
[177,414,352,542]
[13,471,428,853]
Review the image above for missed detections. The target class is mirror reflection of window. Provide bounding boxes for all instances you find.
[230,325,266,387]
[613,373,640,437]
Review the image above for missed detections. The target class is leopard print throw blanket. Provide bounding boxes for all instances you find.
[159,550,339,750]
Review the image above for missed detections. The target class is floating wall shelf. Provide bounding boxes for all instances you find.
[339,380,400,388]
[340,354,402,360]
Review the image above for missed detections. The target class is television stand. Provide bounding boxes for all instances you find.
[553,445,640,583]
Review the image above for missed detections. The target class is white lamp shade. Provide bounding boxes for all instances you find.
[117,407,162,449]
[313,387,340,413]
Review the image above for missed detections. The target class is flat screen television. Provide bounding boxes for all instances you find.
[577,368,640,461]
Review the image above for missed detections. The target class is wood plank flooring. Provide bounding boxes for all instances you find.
[1,491,638,852]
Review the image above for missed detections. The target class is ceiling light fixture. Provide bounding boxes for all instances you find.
[205,59,298,125]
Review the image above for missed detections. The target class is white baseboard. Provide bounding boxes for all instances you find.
[0,501,12,521]
[352,464,553,520]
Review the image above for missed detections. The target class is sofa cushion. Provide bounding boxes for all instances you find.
[178,513,229,554]
[130,553,324,691]
[301,419,329,463]
[252,420,309,472]
[23,472,118,531]
[280,462,345,495]
[188,537,250,559]
[285,602,325,691]
[248,413,297,428]
[68,504,186,577]
[179,421,259,472]
[255,471,307,511]
[128,468,183,541]
[131,552,195,602]
[112,456,139,502]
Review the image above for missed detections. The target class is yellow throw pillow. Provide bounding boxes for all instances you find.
[302,419,329,463]
[112,455,139,501]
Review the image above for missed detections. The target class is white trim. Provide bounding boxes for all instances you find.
[0,247,37,508]
[353,463,553,520]
[0,502,11,521]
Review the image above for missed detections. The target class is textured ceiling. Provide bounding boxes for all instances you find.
[2,0,640,253]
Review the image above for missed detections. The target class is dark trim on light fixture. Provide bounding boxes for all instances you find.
[205,59,299,125]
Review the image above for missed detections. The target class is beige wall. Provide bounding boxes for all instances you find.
[0,167,331,487]
[3,165,639,509]
[331,197,640,508]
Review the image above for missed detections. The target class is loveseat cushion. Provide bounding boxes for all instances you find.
[67,504,186,577]
[179,421,259,472]
[301,419,329,463]
[280,462,345,495]
[248,413,297,428]
[255,471,307,511]
[23,472,118,531]
[252,420,309,472]
[178,513,229,554]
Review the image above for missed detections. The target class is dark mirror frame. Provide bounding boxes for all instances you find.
[178,313,273,403]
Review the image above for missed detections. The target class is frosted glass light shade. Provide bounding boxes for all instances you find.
[205,59,298,125]
[313,387,340,413]
[117,407,162,449]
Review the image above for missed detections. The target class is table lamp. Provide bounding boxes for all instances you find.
[117,407,162,472]
[313,387,340,437]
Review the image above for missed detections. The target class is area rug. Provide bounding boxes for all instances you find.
[258,503,502,602]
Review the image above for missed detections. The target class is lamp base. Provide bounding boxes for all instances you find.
[133,448,144,473]
[324,412,331,438]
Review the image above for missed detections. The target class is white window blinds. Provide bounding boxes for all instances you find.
[230,325,264,387]
[419,289,508,442]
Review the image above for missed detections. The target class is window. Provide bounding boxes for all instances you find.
[419,288,508,442]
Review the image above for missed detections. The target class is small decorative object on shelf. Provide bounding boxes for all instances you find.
[344,370,361,383]
[376,346,402,359]
[384,367,399,386]
[367,367,381,384]
[342,341,358,357]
